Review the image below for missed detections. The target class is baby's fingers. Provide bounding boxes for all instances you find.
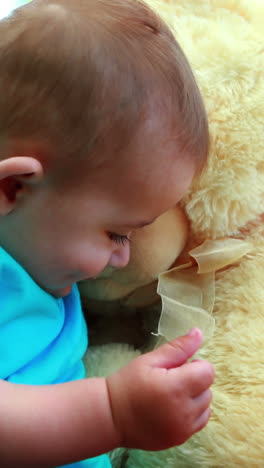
[193,407,211,434]
[176,360,215,397]
[193,388,212,415]
[142,328,203,370]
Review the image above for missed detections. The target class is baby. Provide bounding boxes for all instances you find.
[0,0,214,467]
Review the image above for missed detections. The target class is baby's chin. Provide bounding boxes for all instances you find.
[44,285,73,298]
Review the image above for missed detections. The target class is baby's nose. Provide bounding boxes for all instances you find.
[108,243,130,269]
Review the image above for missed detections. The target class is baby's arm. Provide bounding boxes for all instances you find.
[0,375,119,467]
[0,329,214,467]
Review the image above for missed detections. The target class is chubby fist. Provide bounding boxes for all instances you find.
[107,329,214,451]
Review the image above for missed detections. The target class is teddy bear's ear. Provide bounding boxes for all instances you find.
[175,6,264,240]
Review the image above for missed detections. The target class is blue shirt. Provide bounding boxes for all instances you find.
[0,247,111,468]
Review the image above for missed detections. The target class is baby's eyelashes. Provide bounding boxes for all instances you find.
[107,232,132,246]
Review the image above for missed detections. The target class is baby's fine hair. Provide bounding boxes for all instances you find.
[0,0,209,176]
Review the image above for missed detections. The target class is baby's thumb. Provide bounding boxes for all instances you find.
[143,328,203,370]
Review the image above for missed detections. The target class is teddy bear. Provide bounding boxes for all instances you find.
[81,0,264,467]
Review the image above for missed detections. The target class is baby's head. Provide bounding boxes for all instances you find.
[0,0,209,296]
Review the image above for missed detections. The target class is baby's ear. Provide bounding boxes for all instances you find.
[0,156,43,215]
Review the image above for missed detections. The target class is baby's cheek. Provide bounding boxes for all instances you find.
[77,247,111,279]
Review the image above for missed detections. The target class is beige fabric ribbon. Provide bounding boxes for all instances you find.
[156,238,252,342]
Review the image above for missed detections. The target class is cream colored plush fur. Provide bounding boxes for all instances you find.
[83,1,264,467]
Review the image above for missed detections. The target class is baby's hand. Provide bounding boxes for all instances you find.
[107,329,214,451]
